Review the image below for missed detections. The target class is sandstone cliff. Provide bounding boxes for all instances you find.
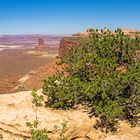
[59,37,89,56]
[59,28,140,57]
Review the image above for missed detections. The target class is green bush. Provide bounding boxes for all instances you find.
[27,90,68,140]
[26,120,48,140]
[26,89,48,140]
[43,28,140,132]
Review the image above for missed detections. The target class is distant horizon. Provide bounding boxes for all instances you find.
[0,27,140,36]
[0,33,71,36]
[0,0,140,35]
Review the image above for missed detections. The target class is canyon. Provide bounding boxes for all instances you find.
[0,35,65,94]
[1,28,139,93]
[0,29,140,139]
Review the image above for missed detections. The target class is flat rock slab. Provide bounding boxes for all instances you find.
[0,90,139,140]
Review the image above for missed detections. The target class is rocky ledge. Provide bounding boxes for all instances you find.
[0,90,140,140]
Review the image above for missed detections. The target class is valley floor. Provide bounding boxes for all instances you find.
[0,49,56,94]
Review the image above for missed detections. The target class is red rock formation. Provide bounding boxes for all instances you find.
[59,28,140,57]
[59,37,89,56]
[35,38,47,51]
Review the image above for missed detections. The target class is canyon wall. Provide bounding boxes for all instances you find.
[59,37,89,56]
[59,29,140,57]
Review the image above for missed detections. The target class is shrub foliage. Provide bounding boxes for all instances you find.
[43,29,140,132]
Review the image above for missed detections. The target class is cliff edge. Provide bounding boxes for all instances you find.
[0,90,140,140]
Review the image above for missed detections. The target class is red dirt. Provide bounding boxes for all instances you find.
[0,49,55,94]
[23,58,66,90]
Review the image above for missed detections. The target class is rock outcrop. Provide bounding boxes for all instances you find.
[59,37,89,56]
[72,31,90,37]
[0,90,140,140]
[35,38,47,51]
[122,29,140,37]
[59,28,140,57]
[0,90,98,140]
[73,28,140,37]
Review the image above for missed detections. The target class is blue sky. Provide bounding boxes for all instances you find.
[0,0,140,35]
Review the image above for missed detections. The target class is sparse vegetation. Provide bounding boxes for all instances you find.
[59,121,67,140]
[26,89,49,140]
[31,89,44,107]
[0,132,3,140]
[27,89,68,140]
[26,120,49,140]
[43,28,140,132]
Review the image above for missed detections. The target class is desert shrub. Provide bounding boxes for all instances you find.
[43,76,83,109]
[26,120,48,140]
[26,89,49,140]
[0,132,3,140]
[27,90,68,140]
[43,28,140,132]
[31,89,44,107]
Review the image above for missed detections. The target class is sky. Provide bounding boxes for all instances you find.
[0,0,140,35]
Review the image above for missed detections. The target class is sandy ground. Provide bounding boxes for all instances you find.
[0,49,56,94]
